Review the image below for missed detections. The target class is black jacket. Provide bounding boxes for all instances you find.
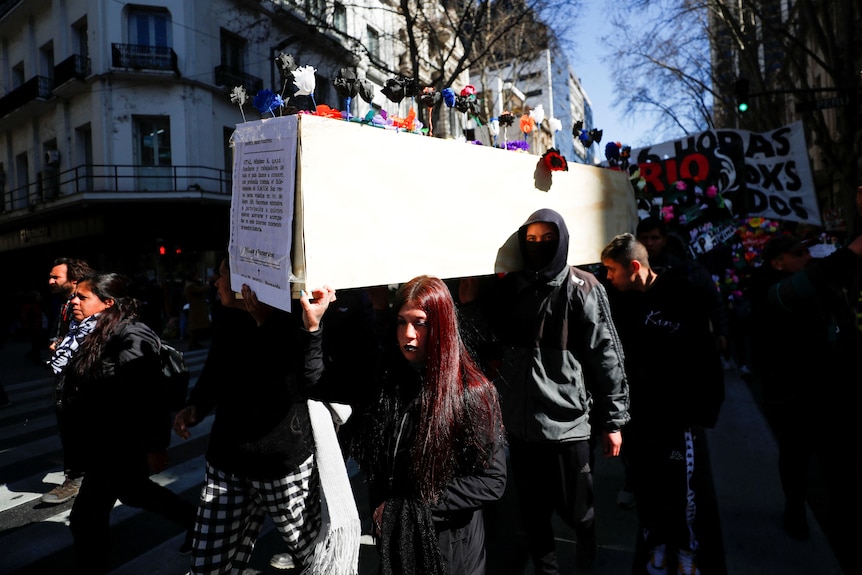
[605,265,725,430]
[187,306,324,479]
[61,320,168,468]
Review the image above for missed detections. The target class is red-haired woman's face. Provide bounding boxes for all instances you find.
[397,302,428,365]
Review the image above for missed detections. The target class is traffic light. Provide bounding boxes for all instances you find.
[734,78,750,113]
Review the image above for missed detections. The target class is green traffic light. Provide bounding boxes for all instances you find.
[738,102,749,113]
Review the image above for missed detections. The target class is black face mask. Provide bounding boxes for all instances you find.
[523,240,558,271]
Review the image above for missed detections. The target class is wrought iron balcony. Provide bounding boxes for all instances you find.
[53,54,91,85]
[214,65,263,94]
[0,75,54,118]
[0,163,232,219]
[111,43,179,74]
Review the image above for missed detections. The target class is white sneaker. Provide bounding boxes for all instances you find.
[677,549,700,575]
[270,553,296,570]
[616,488,636,509]
[646,544,668,575]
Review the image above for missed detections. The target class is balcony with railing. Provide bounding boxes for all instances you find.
[0,75,54,119]
[214,65,263,94]
[53,54,91,86]
[0,163,232,220]
[111,43,179,74]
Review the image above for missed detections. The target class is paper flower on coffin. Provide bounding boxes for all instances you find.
[381,75,408,102]
[293,66,316,96]
[520,114,535,134]
[333,67,359,120]
[333,67,359,98]
[358,78,375,103]
[541,148,568,172]
[230,86,248,122]
[420,87,441,136]
[498,111,516,127]
[292,65,317,109]
[530,104,545,127]
[455,94,479,115]
[572,120,584,136]
[419,87,441,108]
[442,87,456,108]
[547,117,562,133]
[577,128,603,147]
[606,142,621,162]
[253,89,284,117]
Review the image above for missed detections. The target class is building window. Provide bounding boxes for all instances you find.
[305,0,325,22]
[134,117,172,166]
[74,18,89,60]
[334,2,347,33]
[220,29,245,72]
[366,26,379,60]
[128,6,172,47]
[12,62,25,89]
[40,42,55,79]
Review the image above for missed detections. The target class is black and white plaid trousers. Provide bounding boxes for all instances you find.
[189,455,321,574]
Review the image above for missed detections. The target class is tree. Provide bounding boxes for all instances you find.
[603,0,862,235]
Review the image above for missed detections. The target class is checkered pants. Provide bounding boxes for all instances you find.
[190,455,321,574]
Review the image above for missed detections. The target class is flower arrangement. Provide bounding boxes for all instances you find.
[229,52,568,155]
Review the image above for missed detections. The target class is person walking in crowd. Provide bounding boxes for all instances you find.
[747,188,862,546]
[51,272,196,574]
[459,208,630,574]
[47,258,94,350]
[601,233,724,575]
[635,217,729,355]
[352,275,507,575]
[172,257,351,575]
[42,257,94,505]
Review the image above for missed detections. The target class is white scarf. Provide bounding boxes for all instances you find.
[305,400,361,575]
[49,314,99,375]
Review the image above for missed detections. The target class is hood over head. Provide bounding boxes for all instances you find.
[518,208,570,282]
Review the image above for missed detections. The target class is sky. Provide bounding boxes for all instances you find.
[565,3,657,152]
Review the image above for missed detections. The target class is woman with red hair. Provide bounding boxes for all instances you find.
[354,275,506,575]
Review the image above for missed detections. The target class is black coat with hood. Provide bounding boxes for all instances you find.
[476,208,630,443]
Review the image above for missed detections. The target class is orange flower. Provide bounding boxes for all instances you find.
[520,114,535,134]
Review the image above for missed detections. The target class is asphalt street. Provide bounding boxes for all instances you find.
[0,337,847,574]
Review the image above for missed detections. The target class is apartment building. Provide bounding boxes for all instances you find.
[0,0,425,318]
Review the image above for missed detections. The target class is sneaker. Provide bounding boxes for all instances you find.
[41,476,82,504]
[616,488,636,509]
[270,553,296,570]
[646,544,668,575]
[677,549,701,575]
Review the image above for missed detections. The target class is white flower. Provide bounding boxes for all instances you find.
[293,65,317,96]
[488,118,500,136]
[548,117,562,132]
[230,86,247,106]
[529,104,545,126]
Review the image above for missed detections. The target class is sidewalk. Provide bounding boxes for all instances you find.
[706,369,845,574]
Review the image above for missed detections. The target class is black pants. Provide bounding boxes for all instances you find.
[69,453,196,574]
[509,437,595,575]
[55,404,85,479]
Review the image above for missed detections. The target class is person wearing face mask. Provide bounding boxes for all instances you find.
[352,275,507,575]
[458,208,630,574]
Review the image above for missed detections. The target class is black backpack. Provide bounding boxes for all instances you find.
[159,342,190,412]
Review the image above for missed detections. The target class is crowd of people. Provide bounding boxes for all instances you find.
[6,187,862,575]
